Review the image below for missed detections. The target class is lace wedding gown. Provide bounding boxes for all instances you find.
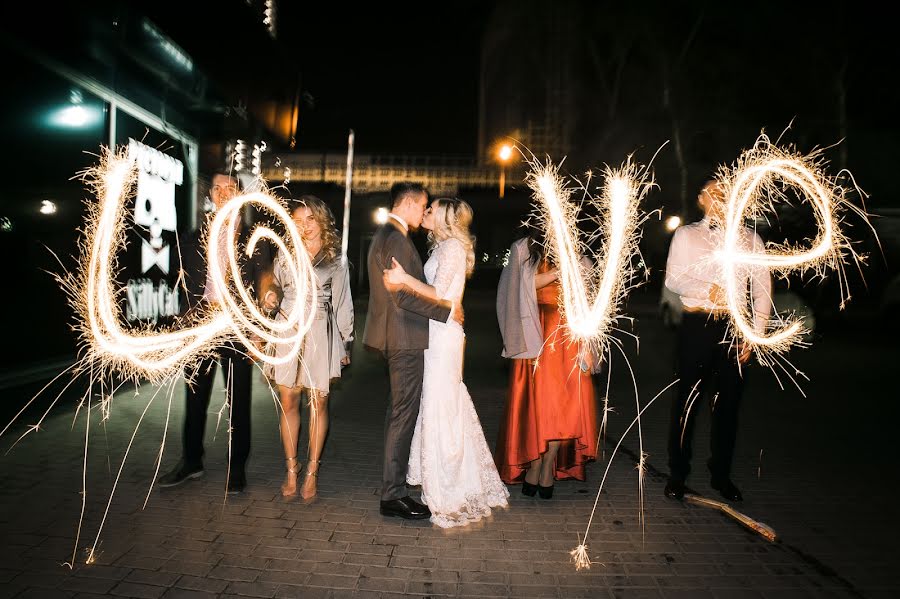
[407,238,510,528]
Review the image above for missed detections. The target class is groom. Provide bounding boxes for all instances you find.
[364,182,463,519]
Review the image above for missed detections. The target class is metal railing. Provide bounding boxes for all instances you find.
[264,153,525,194]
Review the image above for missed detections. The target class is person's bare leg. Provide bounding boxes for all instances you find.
[301,389,328,499]
[524,456,541,485]
[539,441,561,487]
[279,385,302,496]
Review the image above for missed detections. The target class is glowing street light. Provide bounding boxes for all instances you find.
[498,143,514,199]
[374,207,389,225]
[664,215,681,232]
[50,88,101,129]
[40,200,57,215]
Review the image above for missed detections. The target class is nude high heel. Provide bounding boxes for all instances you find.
[282,456,301,497]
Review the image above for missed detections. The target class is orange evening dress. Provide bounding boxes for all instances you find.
[495,261,599,483]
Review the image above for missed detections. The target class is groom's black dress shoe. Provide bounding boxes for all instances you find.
[664,478,685,500]
[711,478,742,502]
[380,496,431,520]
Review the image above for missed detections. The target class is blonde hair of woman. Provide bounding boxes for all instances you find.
[427,198,475,277]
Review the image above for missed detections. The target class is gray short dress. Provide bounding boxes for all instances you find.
[266,249,354,393]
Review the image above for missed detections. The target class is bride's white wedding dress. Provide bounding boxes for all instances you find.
[407,238,510,528]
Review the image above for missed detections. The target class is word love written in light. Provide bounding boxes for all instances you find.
[73,148,317,382]
[528,137,863,362]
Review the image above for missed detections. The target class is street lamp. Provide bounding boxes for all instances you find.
[49,88,102,129]
[40,200,57,215]
[498,144,513,199]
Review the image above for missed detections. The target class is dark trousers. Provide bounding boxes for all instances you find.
[183,341,252,473]
[667,312,745,483]
[381,349,424,501]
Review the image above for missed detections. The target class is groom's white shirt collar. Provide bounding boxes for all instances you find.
[387,213,409,233]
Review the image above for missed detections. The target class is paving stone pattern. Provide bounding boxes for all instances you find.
[1,290,897,598]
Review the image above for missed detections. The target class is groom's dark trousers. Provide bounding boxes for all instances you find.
[362,218,451,501]
[383,349,425,500]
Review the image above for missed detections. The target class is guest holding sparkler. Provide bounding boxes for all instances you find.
[662,179,772,502]
[263,196,354,499]
[159,172,272,494]
[495,225,599,499]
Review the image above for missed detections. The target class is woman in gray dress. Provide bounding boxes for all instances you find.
[263,196,354,499]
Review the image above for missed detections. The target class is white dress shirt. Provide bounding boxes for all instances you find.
[388,213,409,233]
[665,217,773,332]
[202,221,233,304]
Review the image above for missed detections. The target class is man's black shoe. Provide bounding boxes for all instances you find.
[158,461,204,488]
[664,479,685,500]
[227,469,247,495]
[711,478,742,502]
[380,496,431,520]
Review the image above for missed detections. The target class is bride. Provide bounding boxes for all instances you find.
[383,197,509,528]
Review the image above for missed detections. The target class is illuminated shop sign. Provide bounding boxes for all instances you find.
[124,138,183,322]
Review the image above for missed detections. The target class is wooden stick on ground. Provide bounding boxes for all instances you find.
[684,493,777,542]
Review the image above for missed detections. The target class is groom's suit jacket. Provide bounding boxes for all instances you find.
[363,220,452,352]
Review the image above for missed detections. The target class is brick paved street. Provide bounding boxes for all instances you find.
[1,289,897,598]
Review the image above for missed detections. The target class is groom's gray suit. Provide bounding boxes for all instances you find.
[363,219,452,501]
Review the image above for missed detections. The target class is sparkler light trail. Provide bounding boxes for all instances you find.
[568,134,871,572]
[713,134,868,365]
[73,147,316,383]
[523,154,656,355]
[2,146,319,566]
[570,380,679,571]
[521,149,660,573]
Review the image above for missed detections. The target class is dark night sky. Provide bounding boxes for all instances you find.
[271,2,898,168]
[267,0,900,298]
[278,1,492,155]
[142,1,899,215]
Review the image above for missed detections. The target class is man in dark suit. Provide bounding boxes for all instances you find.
[158,172,272,494]
[364,182,463,519]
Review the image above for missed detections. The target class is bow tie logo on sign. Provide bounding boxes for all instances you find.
[125,139,181,323]
[130,138,180,268]
[140,240,170,273]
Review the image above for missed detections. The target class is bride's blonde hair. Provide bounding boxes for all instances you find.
[428,198,476,277]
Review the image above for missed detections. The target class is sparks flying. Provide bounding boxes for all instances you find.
[71,147,317,383]
[524,155,655,353]
[714,134,868,363]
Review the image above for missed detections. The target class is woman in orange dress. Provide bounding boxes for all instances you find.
[495,232,599,498]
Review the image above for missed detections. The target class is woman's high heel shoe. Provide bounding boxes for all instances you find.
[300,460,320,500]
[537,484,554,499]
[521,479,538,497]
[282,456,300,497]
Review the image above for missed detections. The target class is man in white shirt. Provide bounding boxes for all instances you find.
[663,179,772,502]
